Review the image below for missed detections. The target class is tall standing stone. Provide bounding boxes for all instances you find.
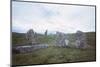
[26,29,36,44]
[45,30,48,36]
[75,31,87,48]
[56,32,68,47]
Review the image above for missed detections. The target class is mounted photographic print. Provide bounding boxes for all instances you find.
[12,0,96,66]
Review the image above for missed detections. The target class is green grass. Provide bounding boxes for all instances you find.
[12,32,96,47]
[12,32,96,65]
[12,47,96,65]
[36,35,56,44]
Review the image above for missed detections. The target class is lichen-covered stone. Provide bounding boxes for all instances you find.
[56,32,69,47]
[26,29,37,44]
[75,31,87,48]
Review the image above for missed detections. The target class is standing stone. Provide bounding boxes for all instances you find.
[75,31,87,48]
[26,29,37,44]
[65,39,69,46]
[45,30,48,36]
[56,32,68,47]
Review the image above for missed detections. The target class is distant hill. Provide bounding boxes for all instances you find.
[12,32,25,38]
[12,32,27,45]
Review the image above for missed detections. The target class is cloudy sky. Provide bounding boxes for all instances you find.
[12,1,95,34]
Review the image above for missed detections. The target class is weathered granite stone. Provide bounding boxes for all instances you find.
[65,39,69,46]
[45,30,48,36]
[12,44,49,54]
[75,31,87,48]
[56,32,69,47]
[26,29,37,44]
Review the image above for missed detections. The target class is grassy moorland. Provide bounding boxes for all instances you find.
[12,47,96,65]
[12,32,96,65]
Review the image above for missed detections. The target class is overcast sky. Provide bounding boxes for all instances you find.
[12,1,95,34]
